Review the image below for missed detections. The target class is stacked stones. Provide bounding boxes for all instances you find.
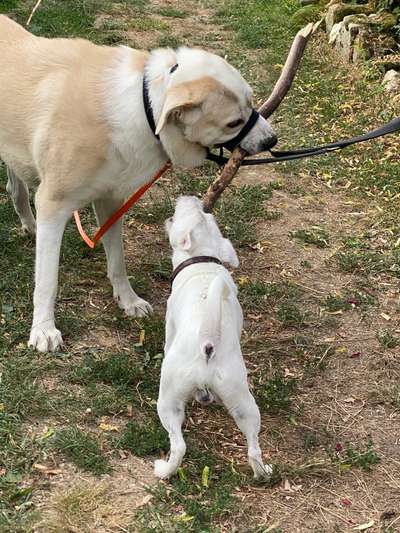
[296,0,400,95]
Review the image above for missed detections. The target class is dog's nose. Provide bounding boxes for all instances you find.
[262,135,278,151]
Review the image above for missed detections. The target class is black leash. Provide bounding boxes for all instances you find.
[206,116,400,166]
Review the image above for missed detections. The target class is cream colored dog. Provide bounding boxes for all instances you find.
[0,15,277,352]
[155,196,271,480]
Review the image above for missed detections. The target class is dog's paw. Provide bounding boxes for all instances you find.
[116,295,153,317]
[21,221,36,235]
[253,463,273,481]
[28,325,63,352]
[154,459,174,479]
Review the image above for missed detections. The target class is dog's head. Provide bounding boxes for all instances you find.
[166,196,239,268]
[149,48,277,167]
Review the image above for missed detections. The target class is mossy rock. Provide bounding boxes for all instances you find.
[291,5,322,29]
[326,3,373,29]
[368,12,398,31]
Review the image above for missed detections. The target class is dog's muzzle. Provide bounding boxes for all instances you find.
[214,109,277,152]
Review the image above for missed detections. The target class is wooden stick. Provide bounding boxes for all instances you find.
[202,23,316,213]
[26,0,43,26]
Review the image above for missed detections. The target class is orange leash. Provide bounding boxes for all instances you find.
[73,161,171,249]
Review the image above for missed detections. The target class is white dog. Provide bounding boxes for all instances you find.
[155,196,271,480]
[0,15,277,352]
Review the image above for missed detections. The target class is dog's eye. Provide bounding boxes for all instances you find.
[226,119,244,129]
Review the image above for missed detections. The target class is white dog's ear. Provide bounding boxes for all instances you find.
[156,78,219,135]
[180,230,192,251]
[220,238,239,267]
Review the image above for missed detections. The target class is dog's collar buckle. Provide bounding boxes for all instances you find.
[171,256,223,286]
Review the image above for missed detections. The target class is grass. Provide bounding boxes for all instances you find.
[39,482,111,533]
[277,302,308,327]
[52,427,111,475]
[115,420,168,456]
[323,288,376,312]
[239,279,300,312]
[136,453,243,532]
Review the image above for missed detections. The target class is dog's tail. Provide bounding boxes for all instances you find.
[199,275,230,362]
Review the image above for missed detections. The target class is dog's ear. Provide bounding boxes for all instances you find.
[155,78,219,135]
[220,238,239,267]
[180,230,192,251]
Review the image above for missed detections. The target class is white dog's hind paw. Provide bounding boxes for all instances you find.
[28,326,63,352]
[154,459,175,479]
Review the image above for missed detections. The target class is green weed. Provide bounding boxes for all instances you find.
[277,302,307,327]
[256,373,296,414]
[332,440,380,472]
[290,226,330,248]
[377,330,399,349]
[155,7,188,18]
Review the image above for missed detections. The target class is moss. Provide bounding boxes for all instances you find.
[291,5,323,29]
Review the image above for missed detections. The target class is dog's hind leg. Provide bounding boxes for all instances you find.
[93,197,153,317]
[154,394,186,479]
[6,166,36,234]
[222,387,272,480]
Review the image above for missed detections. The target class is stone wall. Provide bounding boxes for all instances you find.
[296,0,400,95]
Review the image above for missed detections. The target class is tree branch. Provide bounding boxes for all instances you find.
[202,22,316,213]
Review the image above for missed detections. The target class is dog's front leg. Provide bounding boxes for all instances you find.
[93,197,152,317]
[155,394,186,479]
[28,196,71,352]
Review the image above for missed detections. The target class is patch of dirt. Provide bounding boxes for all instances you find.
[34,455,155,532]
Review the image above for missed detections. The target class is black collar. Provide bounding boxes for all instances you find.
[142,71,159,141]
[170,256,222,286]
[143,64,179,141]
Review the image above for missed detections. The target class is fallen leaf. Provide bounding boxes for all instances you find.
[248,314,262,320]
[177,467,186,481]
[202,465,210,488]
[140,494,153,506]
[353,520,374,530]
[266,524,281,532]
[172,512,194,523]
[341,498,351,507]
[33,464,62,475]
[98,423,119,432]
